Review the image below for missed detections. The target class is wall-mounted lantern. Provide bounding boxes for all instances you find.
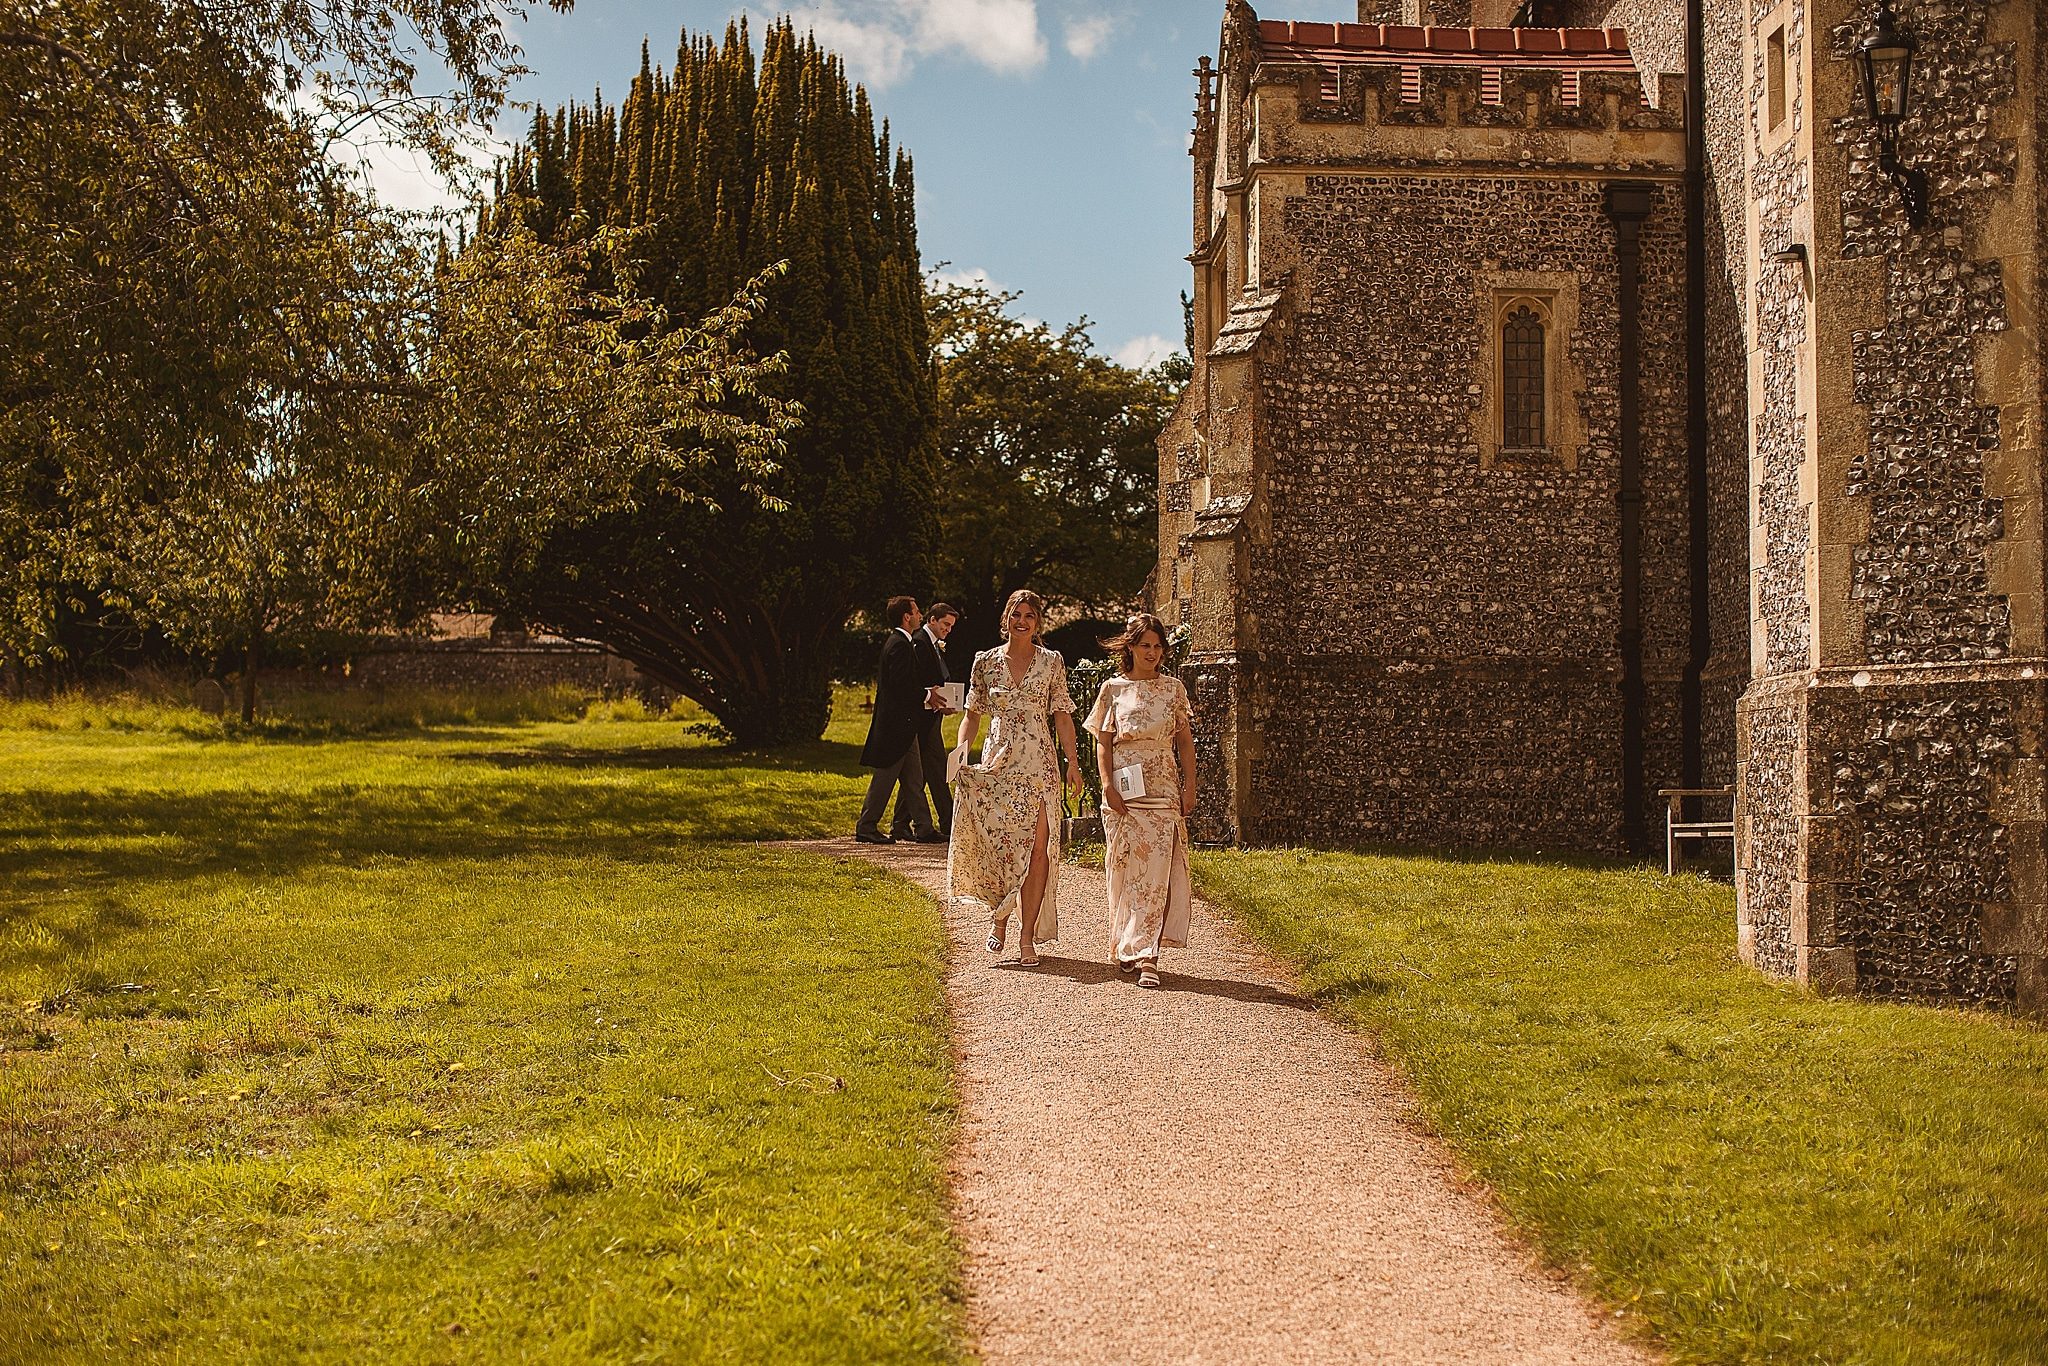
[1857,0,1929,226]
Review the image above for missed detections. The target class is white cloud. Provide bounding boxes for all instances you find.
[914,0,1046,73]
[315,107,511,220]
[286,79,507,220]
[1114,333,1179,370]
[806,11,916,88]
[1063,14,1115,61]
[779,1,1046,87]
[344,141,473,217]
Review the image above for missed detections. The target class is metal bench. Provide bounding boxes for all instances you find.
[1659,786,1735,875]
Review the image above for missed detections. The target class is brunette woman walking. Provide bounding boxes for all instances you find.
[1082,613,1196,988]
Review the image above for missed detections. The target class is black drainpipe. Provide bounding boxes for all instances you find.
[1681,0,1712,792]
[1606,180,1657,858]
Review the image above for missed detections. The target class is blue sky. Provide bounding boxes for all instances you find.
[362,0,1359,368]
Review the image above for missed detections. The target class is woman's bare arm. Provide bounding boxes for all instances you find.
[1055,711,1083,800]
[1176,716,1198,815]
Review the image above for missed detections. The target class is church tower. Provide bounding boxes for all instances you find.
[1159,2,1693,854]
[1161,0,2046,1013]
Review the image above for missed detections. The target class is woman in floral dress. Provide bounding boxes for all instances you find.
[949,589,1084,967]
[1083,613,1196,989]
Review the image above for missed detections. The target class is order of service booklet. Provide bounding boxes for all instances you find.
[1113,762,1146,800]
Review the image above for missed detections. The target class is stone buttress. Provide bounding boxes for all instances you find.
[1733,0,2047,1014]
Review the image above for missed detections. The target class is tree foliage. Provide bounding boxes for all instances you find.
[473,20,936,746]
[0,0,560,680]
[926,279,1180,660]
[0,0,794,723]
[423,227,797,630]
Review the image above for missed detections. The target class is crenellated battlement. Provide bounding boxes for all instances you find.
[1257,59,1682,135]
[1227,17,1682,149]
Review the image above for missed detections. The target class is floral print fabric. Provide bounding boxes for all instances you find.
[948,645,1074,940]
[1083,675,1193,966]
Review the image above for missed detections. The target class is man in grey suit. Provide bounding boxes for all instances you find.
[855,596,942,844]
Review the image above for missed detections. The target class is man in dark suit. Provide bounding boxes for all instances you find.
[856,596,941,844]
[905,602,960,836]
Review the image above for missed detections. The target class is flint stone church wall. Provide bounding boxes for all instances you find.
[1240,172,1692,851]
[1699,0,1754,799]
[1735,0,2044,1011]
[1171,0,2045,1010]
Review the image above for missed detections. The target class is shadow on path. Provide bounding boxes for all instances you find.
[992,953,1318,1010]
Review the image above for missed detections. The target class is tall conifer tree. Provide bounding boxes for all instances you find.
[479,20,934,745]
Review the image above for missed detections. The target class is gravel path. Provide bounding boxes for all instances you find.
[796,837,1652,1365]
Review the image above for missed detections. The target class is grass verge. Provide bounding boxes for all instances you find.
[1194,848,2048,1366]
[0,682,652,738]
[0,694,965,1363]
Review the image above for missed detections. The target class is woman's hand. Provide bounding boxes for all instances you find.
[1096,740,1125,815]
[1180,782,1199,817]
[1064,763,1085,805]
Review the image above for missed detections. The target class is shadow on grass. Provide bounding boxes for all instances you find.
[0,745,864,966]
[1211,840,1644,876]
[452,739,864,776]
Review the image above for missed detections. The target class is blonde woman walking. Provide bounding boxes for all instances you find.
[1083,613,1196,989]
[949,590,1083,967]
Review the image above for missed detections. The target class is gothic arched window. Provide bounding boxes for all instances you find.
[1501,302,1547,449]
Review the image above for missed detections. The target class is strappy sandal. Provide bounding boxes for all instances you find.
[986,916,1008,955]
[1136,963,1161,989]
[1017,939,1040,968]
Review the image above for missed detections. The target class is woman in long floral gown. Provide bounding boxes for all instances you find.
[1083,613,1196,989]
[949,589,1083,967]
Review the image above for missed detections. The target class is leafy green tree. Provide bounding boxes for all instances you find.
[422,228,797,710]
[476,20,935,746]
[2,0,797,728]
[926,279,1180,660]
[0,0,564,680]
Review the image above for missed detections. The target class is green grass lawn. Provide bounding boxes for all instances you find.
[1195,848,2048,1366]
[0,692,966,1363]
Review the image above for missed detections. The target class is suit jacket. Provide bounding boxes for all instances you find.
[860,629,926,769]
[912,627,949,694]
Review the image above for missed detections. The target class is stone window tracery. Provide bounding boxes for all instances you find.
[1476,276,1582,472]
[1501,303,1547,448]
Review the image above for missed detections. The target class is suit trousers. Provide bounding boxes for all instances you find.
[857,734,933,838]
[915,714,953,834]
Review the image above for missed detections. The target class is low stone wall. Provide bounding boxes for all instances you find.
[349,641,621,694]
[241,639,667,703]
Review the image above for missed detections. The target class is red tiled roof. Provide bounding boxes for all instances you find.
[1256,20,1637,71]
